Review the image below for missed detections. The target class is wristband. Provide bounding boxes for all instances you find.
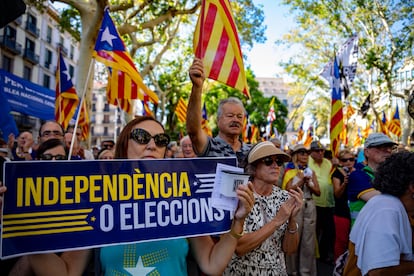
[288,222,299,234]
[229,228,244,239]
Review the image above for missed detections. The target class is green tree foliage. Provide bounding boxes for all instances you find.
[279,0,414,144]
[197,69,288,138]
[27,0,270,135]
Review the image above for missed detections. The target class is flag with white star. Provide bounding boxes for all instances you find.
[93,8,159,104]
[55,49,79,130]
[330,56,344,156]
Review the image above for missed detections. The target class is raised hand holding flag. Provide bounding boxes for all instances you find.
[194,0,250,98]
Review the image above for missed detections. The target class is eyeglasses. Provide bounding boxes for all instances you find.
[261,156,284,167]
[130,128,170,147]
[312,149,324,153]
[41,130,63,137]
[39,154,67,160]
[102,143,114,149]
[370,145,396,153]
[340,157,355,162]
[297,150,309,156]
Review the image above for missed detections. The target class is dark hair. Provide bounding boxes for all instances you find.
[114,116,165,159]
[39,121,64,137]
[373,151,414,197]
[36,138,68,158]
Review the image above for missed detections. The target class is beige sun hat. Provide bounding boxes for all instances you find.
[290,144,310,155]
[248,141,291,164]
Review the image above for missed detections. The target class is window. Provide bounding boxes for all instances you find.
[26,14,38,36]
[69,65,74,78]
[23,65,32,81]
[5,26,16,40]
[27,14,37,26]
[46,26,52,43]
[43,74,51,88]
[45,49,52,68]
[103,114,110,123]
[2,55,12,71]
[25,38,35,53]
[70,45,74,59]
[282,99,288,106]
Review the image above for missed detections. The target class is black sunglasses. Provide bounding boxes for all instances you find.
[41,130,63,137]
[340,157,355,162]
[39,154,67,160]
[261,156,284,167]
[297,150,309,155]
[130,128,170,147]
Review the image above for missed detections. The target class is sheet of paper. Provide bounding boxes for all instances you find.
[211,163,244,212]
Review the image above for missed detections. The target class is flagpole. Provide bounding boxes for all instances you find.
[68,59,95,159]
[58,48,62,124]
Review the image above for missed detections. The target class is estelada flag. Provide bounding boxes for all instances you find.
[93,8,158,104]
[55,50,79,130]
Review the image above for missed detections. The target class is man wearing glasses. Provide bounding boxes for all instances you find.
[348,133,397,226]
[38,121,65,144]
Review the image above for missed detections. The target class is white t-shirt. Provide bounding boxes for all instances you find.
[350,194,414,275]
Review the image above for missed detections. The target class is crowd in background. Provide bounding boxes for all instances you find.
[0,57,413,275]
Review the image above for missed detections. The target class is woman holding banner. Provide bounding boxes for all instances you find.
[26,116,254,276]
[223,141,303,275]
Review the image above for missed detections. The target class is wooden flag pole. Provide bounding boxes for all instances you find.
[68,59,95,159]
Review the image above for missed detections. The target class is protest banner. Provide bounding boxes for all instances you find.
[1,157,236,259]
[0,69,55,120]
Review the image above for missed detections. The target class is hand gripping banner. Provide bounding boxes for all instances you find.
[1,157,236,259]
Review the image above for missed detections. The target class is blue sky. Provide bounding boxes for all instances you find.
[53,1,296,78]
[246,0,296,78]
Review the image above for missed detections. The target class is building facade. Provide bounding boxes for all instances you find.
[0,3,79,135]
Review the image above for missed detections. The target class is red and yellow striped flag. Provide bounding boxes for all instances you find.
[55,50,79,130]
[93,8,158,104]
[175,97,187,123]
[388,105,401,137]
[194,0,250,98]
[78,101,90,140]
[304,127,313,148]
[330,57,344,156]
[106,69,133,114]
[379,111,389,136]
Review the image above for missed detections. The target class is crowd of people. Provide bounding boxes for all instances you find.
[0,57,413,275]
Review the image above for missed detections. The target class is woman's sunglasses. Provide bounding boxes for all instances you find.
[130,128,170,147]
[261,156,284,167]
[39,154,67,160]
[339,157,355,162]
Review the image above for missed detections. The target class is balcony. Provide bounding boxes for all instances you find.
[25,22,40,37]
[23,49,39,64]
[15,16,22,25]
[0,36,22,55]
[56,43,68,56]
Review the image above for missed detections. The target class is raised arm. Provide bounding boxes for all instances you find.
[187,58,208,154]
